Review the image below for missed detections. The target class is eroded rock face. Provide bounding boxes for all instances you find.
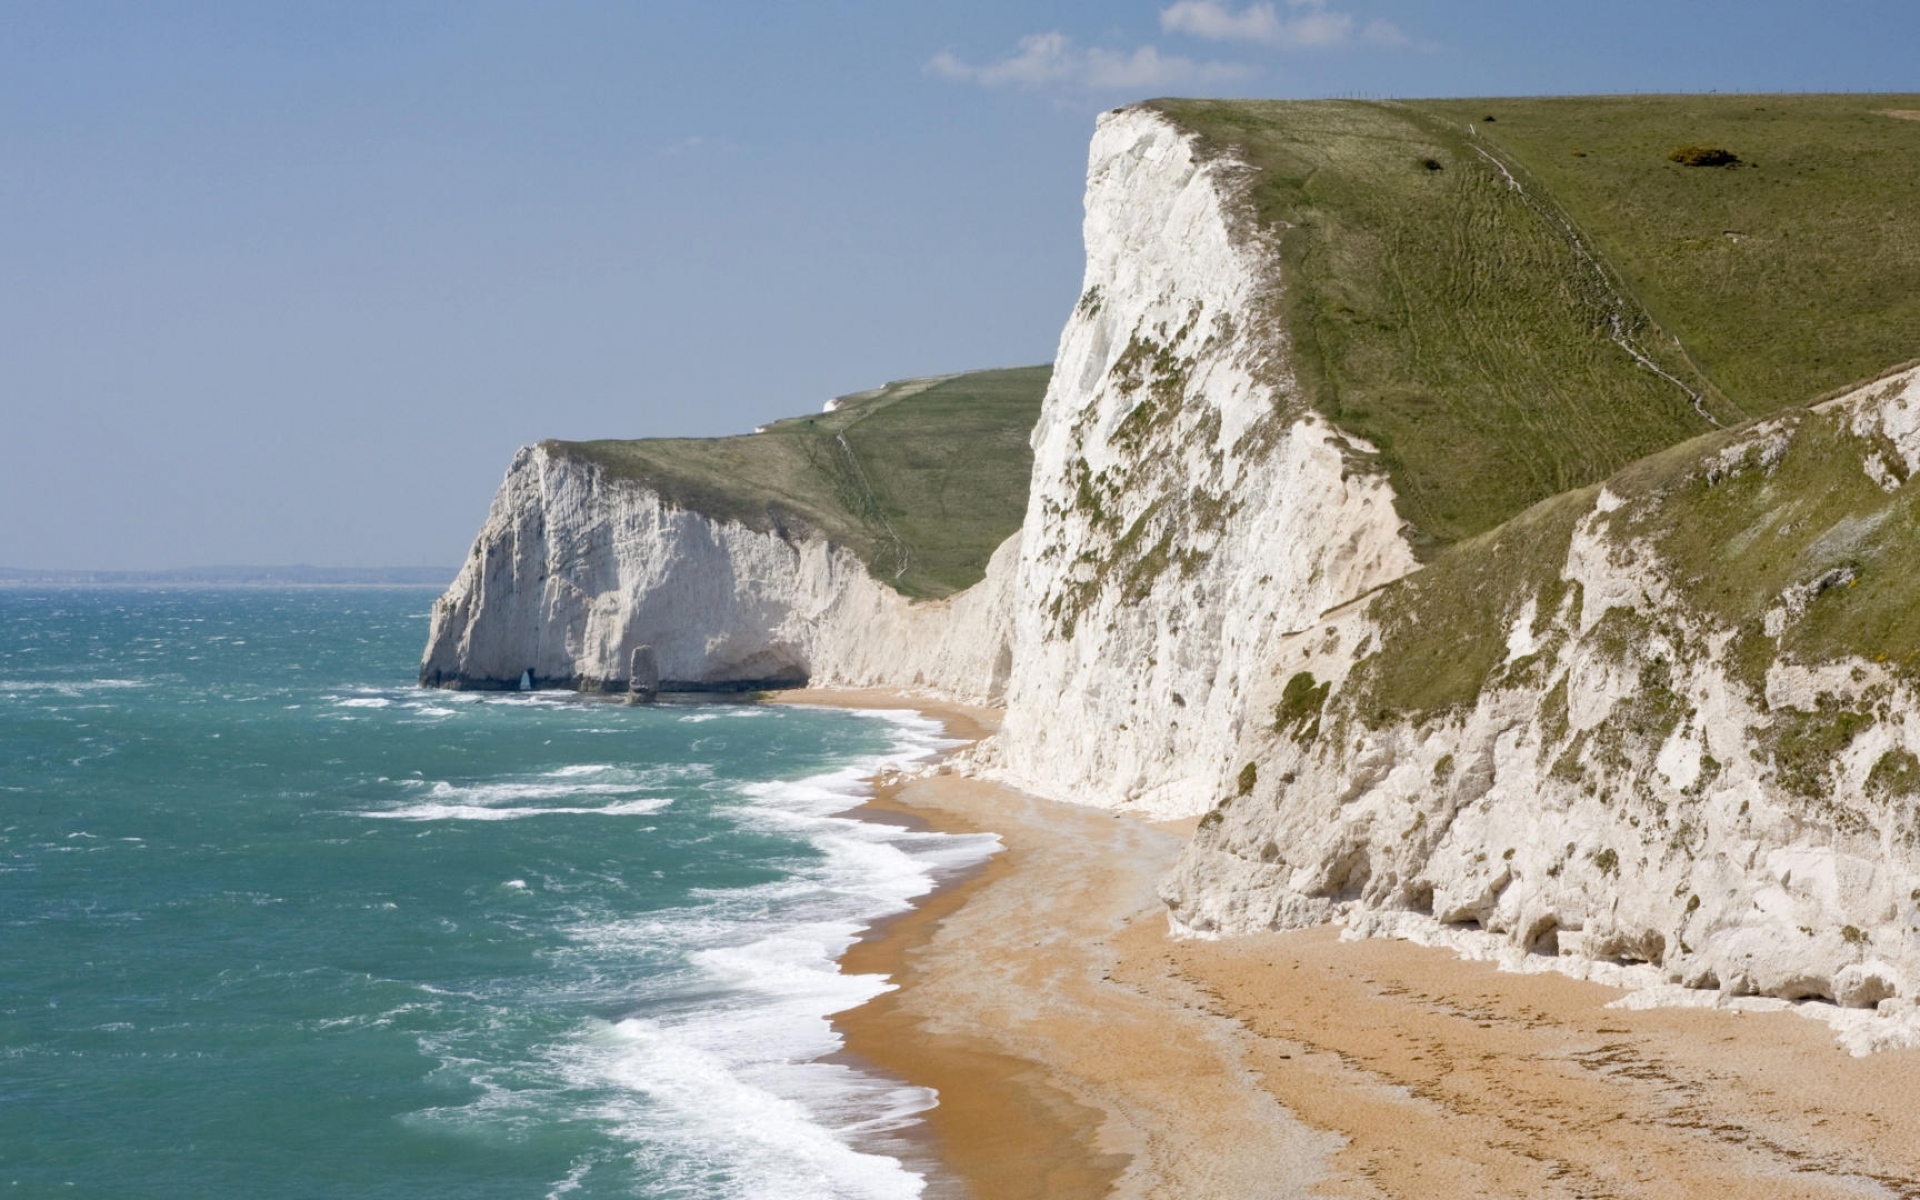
[1165,367,1920,1010]
[420,444,1018,702]
[988,107,1418,818]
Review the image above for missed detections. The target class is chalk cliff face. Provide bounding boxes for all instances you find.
[1165,366,1920,1015]
[425,102,1920,1027]
[987,107,1418,817]
[420,443,1017,703]
[423,105,1419,793]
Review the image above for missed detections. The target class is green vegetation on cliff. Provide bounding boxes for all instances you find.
[1152,94,1920,552]
[551,365,1048,599]
[1342,486,1592,724]
[1337,379,1920,735]
[1624,403,1920,685]
[1299,368,1920,834]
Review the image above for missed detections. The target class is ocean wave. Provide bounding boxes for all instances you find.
[0,678,147,697]
[587,1013,932,1200]
[431,780,641,803]
[598,709,992,1190]
[546,764,618,777]
[405,703,991,1196]
[358,797,672,822]
[363,762,707,822]
[544,1161,592,1199]
[411,767,682,803]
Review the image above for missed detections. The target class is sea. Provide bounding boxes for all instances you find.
[0,587,997,1199]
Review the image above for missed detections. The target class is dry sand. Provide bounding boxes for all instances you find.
[1166,925,1920,1199]
[773,688,1920,1199]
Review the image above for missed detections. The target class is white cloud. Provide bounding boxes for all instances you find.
[926,31,1243,91]
[1362,17,1410,46]
[1161,0,1287,42]
[1160,0,1404,49]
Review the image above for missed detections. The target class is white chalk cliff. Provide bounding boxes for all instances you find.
[419,442,1019,704]
[423,106,1415,765]
[426,106,1920,1036]
[985,109,1418,816]
[1165,365,1920,1031]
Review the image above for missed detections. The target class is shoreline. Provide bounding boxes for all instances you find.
[776,688,1123,1198]
[777,687,1920,1199]
[772,688,1330,1199]
[838,779,1120,1200]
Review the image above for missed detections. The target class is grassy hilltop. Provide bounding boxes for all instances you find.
[547,95,1918,603]
[1135,94,1920,756]
[553,366,1048,600]
[1154,94,1920,552]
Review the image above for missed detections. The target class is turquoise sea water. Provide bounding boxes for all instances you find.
[0,588,992,1198]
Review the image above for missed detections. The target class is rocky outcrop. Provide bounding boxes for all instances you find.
[420,443,1017,703]
[1165,366,1920,1017]
[985,107,1418,817]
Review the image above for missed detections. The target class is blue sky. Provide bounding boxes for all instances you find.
[4,1,1916,570]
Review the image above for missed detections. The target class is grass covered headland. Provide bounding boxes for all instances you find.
[548,95,1917,606]
[552,366,1049,600]
[1153,93,1920,552]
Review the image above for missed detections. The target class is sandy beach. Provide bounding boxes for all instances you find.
[776,688,1920,1200]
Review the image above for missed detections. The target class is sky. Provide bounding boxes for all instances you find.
[3,1,1916,570]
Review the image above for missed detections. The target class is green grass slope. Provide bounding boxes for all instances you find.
[550,365,1049,600]
[1335,378,1920,732]
[1151,94,1920,553]
[1422,96,1920,415]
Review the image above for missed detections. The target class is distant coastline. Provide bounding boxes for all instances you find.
[0,565,453,588]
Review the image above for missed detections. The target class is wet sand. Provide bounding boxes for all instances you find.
[775,688,1920,1199]
[777,688,1332,1199]
[839,780,1122,1200]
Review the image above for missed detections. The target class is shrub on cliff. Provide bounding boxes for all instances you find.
[1668,144,1741,167]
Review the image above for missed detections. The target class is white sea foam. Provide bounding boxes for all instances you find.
[544,1160,592,1198]
[0,678,147,697]
[561,707,992,1196]
[360,760,707,821]
[591,1013,932,1200]
[527,902,944,1200]
[361,798,672,822]
[405,704,995,1197]
[430,779,639,803]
